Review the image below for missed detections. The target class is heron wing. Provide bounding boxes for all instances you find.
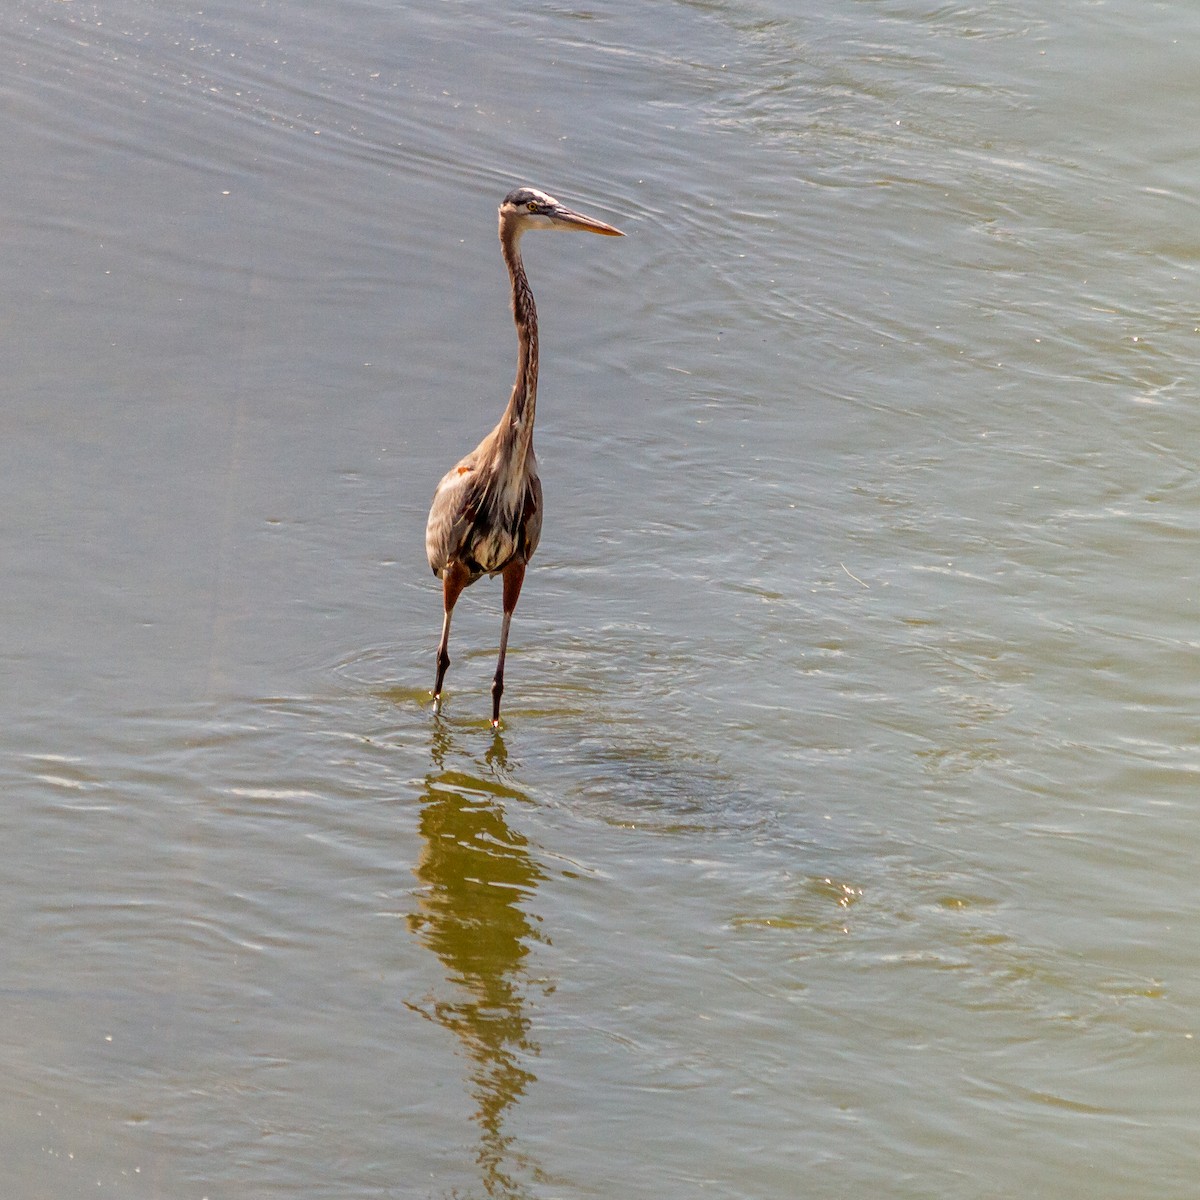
[426,459,484,576]
[426,446,541,579]
[426,458,520,578]
[520,472,543,563]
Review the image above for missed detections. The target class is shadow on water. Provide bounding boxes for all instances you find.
[406,722,549,1199]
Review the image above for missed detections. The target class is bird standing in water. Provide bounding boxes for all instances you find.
[425,187,624,727]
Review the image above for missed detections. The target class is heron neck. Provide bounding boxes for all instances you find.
[500,224,538,457]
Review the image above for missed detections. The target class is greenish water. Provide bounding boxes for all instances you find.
[3,1,1200,1196]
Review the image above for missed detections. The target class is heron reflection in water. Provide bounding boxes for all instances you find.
[408,727,548,1194]
[425,187,624,727]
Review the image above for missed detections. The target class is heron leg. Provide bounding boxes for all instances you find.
[433,560,471,709]
[491,560,526,728]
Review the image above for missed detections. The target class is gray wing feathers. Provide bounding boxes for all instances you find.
[522,473,544,562]
[425,459,542,580]
[425,464,480,576]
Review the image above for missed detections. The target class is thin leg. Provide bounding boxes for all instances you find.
[433,560,470,710]
[491,560,526,728]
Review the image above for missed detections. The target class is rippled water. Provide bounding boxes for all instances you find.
[4,0,1200,1196]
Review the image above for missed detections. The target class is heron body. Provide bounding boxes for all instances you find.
[425,186,623,727]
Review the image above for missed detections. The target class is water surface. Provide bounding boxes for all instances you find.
[3,0,1200,1196]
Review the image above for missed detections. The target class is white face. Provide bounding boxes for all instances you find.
[504,188,561,229]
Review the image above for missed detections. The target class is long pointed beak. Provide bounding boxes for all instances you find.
[549,204,625,236]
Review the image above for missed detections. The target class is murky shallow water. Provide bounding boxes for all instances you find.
[3,0,1200,1195]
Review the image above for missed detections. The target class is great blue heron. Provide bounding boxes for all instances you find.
[425,186,624,727]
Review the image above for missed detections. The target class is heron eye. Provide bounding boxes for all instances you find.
[527,202,539,212]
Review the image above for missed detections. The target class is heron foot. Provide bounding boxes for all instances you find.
[490,678,504,728]
[433,648,450,706]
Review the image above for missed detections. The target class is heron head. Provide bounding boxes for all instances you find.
[499,187,624,238]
